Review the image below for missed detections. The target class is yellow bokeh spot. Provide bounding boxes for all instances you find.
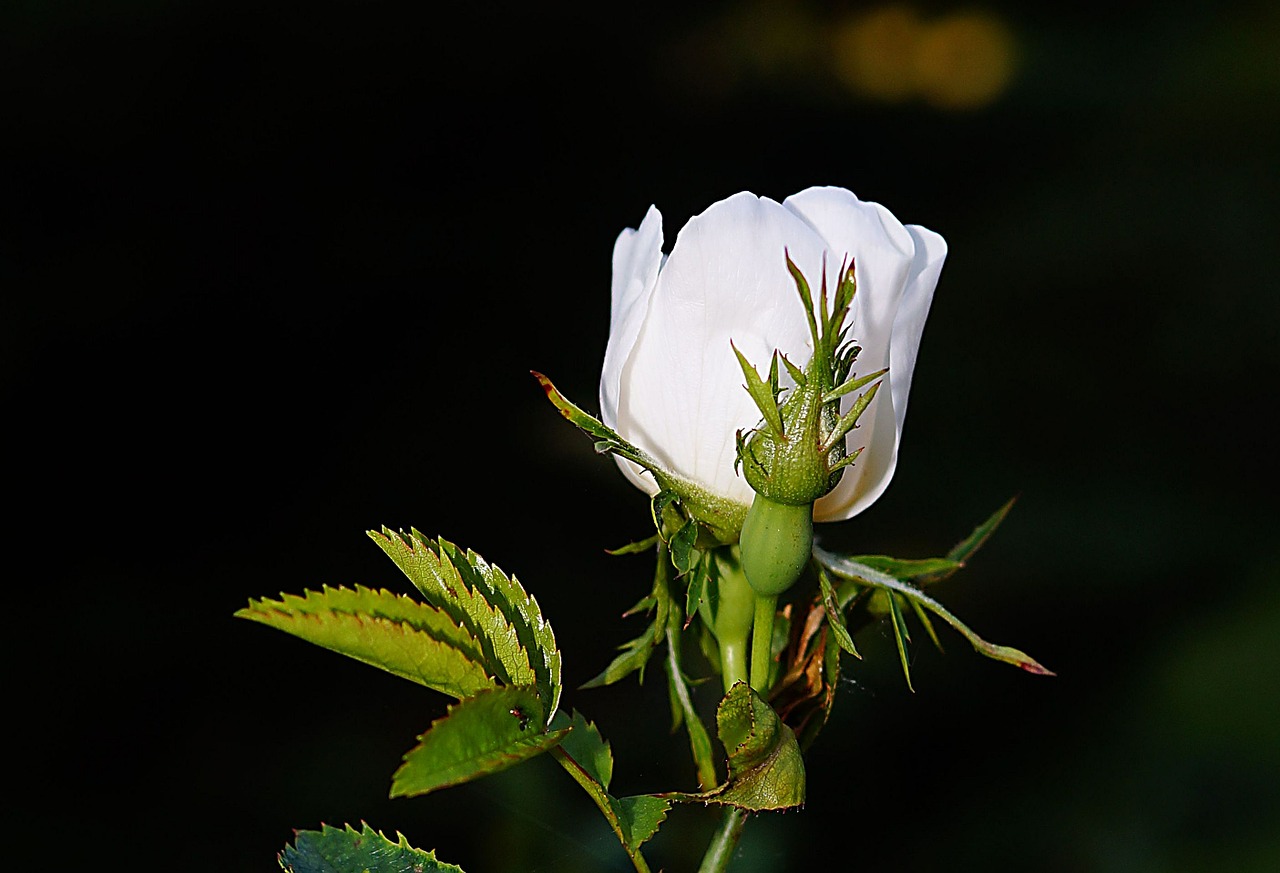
[831,6,1018,110]
[831,6,924,102]
[915,12,1017,109]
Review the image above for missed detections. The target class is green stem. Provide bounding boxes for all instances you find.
[750,592,778,692]
[720,639,749,692]
[697,807,747,873]
[551,747,654,873]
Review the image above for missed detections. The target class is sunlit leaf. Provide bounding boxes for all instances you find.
[279,823,463,873]
[237,587,494,699]
[391,686,567,798]
[369,530,537,693]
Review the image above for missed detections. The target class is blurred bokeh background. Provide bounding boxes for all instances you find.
[7,1,1277,870]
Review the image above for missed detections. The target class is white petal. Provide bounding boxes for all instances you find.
[613,192,829,505]
[814,220,947,521]
[599,206,666,495]
[601,205,664,429]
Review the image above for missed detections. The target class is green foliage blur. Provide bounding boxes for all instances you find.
[7,1,1276,871]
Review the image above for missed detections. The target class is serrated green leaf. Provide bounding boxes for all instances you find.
[237,588,494,699]
[430,536,561,724]
[554,710,613,791]
[391,685,568,798]
[664,682,805,811]
[610,795,671,851]
[369,530,540,706]
[279,822,464,873]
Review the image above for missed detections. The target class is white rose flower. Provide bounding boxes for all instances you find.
[599,186,946,525]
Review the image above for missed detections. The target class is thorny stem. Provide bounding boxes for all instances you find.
[697,807,747,873]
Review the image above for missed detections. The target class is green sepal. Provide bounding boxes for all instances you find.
[663,682,805,811]
[823,380,882,452]
[236,586,494,700]
[779,352,805,387]
[279,823,464,873]
[822,367,888,405]
[549,712,672,856]
[534,371,747,542]
[732,342,784,437]
[391,685,568,798]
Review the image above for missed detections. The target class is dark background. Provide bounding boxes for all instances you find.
[7,1,1277,870]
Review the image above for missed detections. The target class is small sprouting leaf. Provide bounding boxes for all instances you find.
[816,569,859,657]
[582,546,673,688]
[684,553,710,624]
[664,682,805,811]
[237,587,494,699]
[610,795,671,851]
[279,822,464,873]
[391,685,568,798]
[670,519,699,575]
